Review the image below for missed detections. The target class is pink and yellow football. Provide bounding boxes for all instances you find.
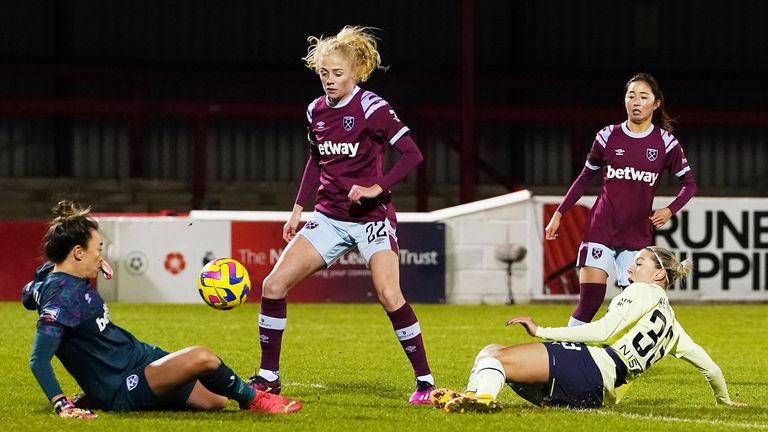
[198,258,251,310]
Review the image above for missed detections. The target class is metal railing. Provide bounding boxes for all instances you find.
[2,98,767,213]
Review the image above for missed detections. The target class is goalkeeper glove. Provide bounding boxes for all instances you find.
[53,396,97,419]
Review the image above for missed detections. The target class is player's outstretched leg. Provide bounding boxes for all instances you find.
[444,350,507,414]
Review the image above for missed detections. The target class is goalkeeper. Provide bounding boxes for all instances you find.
[432,246,746,412]
[24,200,302,418]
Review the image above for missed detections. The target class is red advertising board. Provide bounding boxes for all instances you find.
[0,221,49,301]
[3,218,445,304]
[542,204,589,295]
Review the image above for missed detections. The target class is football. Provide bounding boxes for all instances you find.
[197,258,251,310]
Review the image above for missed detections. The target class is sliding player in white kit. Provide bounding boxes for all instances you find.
[431,246,746,412]
[545,73,697,327]
[248,26,436,404]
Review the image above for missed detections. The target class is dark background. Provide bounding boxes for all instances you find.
[1,0,767,217]
[3,1,765,106]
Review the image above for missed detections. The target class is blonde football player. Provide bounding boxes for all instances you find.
[249,26,435,403]
[432,246,746,412]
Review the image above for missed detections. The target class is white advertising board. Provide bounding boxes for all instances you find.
[652,197,768,301]
[98,217,231,303]
[534,196,768,301]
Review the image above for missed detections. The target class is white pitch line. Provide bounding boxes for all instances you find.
[594,410,768,430]
[283,382,328,389]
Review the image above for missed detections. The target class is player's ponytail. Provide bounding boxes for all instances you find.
[52,200,90,223]
[44,200,99,263]
[625,72,675,132]
[645,246,691,288]
[675,259,693,279]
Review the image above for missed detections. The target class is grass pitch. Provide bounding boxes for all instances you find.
[1,302,766,431]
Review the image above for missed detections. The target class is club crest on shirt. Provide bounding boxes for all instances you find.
[592,248,603,260]
[646,148,659,161]
[126,374,139,391]
[343,116,355,131]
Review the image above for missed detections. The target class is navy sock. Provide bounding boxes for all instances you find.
[198,358,255,407]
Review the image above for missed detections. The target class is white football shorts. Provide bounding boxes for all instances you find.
[297,211,398,267]
[576,241,637,287]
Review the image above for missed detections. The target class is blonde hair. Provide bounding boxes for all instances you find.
[303,26,383,83]
[645,246,692,288]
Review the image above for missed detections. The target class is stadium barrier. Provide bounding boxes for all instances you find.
[4,193,767,303]
[187,189,533,305]
[94,216,445,304]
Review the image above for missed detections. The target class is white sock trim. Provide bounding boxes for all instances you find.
[259,314,287,330]
[258,369,279,381]
[395,322,421,341]
[416,374,434,385]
